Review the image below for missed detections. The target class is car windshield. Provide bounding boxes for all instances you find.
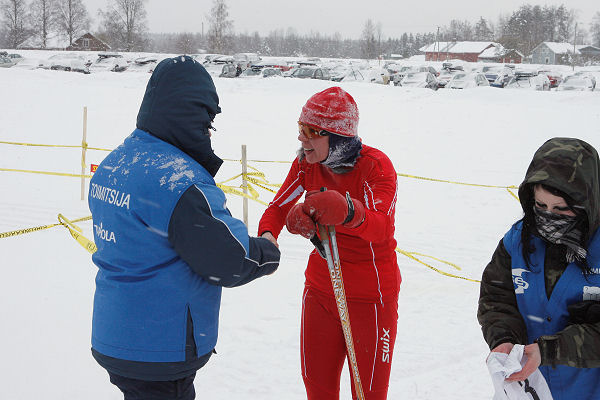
[508,78,531,87]
[452,73,467,81]
[294,68,315,77]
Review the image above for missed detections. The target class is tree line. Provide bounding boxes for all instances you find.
[0,0,148,51]
[2,0,600,60]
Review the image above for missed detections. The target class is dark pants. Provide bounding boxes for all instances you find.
[109,372,196,400]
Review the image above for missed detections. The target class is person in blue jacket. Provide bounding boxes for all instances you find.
[478,137,600,400]
[88,55,281,400]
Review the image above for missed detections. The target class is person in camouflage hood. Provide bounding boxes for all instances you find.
[478,137,600,400]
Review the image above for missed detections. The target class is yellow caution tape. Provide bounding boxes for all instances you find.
[507,188,520,201]
[222,158,292,164]
[395,247,480,283]
[0,215,92,240]
[397,172,518,190]
[0,140,112,152]
[57,214,97,254]
[0,167,91,179]
[217,184,269,205]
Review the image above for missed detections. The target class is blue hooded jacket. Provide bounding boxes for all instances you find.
[89,56,280,380]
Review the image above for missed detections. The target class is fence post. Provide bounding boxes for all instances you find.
[80,106,88,201]
[241,144,249,227]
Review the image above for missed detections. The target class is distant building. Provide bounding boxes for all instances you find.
[530,42,575,65]
[66,33,110,52]
[478,46,523,64]
[578,45,600,64]
[530,42,600,65]
[420,41,499,62]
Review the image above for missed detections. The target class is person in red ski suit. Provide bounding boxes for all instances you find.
[258,87,401,400]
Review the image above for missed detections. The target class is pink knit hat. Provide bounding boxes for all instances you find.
[298,87,359,137]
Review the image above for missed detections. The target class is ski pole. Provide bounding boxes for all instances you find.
[318,223,365,400]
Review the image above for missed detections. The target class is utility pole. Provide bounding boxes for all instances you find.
[436,26,440,61]
[572,23,577,71]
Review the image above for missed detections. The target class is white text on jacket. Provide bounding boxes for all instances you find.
[90,183,131,209]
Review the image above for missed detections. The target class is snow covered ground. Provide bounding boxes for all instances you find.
[1,58,599,399]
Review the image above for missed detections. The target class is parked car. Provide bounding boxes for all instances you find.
[0,56,16,68]
[538,69,563,88]
[38,53,92,74]
[219,63,241,78]
[437,67,462,88]
[442,60,466,71]
[250,60,292,72]
[398,72,438,90]
[418,65,439,76]
[289,66,331,80]
[239,66,282,78]
[89,53,126,73]
[331,67,364,82]
[7,53,24,64]
[210,55,235,64]
[505,71,551,91]
[556,74,596,91]
[482,66,514,87]
[446,72,490,89]
[234,53,261,68]
[392,66,416,85]
[262,67,283,78]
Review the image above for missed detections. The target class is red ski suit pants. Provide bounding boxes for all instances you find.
[301,286,399,400]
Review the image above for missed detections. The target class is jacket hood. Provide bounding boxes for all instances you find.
[518,137,600,237]
[136,55,223,176]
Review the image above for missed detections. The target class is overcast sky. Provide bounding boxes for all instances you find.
[85,0,598,39]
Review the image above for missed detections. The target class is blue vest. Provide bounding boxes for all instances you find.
[504,222,600,400]
[89,129,228,362]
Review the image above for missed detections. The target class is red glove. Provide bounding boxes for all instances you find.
[302,190,365,228]
[285,203,316,238]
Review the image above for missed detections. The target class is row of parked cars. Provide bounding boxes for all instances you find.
[35,52,158,74]
[0,51,24,68]
[208,54,597,92]
[385,61,597,91]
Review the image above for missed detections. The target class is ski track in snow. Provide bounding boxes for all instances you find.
[1,57,600,399]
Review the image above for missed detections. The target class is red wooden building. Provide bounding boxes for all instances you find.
[421,41,499,62]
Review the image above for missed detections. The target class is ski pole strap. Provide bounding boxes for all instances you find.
[310,234,327,259]
[342,192,355,225]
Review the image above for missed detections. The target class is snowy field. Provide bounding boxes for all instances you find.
[1,56,600,400]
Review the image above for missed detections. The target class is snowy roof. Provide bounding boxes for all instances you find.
[478,45,504,59]
[448,42,498,53]
[421,41,498,54]
[542,42,577,55]
[420,42,453,53]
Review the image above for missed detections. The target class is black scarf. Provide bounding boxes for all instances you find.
[320,134,363,173]
[533,206,587,263]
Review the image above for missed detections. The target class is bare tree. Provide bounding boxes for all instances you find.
[98,0,148,51]
[174,32,198,54]
[360,19,377,59]
[206,0,233,54]
[590,11,600,47]
[55,0,90,46]
[31,0,56,48]
[1,0,31,48]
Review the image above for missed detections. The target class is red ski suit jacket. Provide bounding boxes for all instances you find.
[259,145,401,302]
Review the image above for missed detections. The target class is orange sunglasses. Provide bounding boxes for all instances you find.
[298,122,329,139]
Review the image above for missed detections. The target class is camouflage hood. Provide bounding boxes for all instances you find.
[518,137,600,237]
